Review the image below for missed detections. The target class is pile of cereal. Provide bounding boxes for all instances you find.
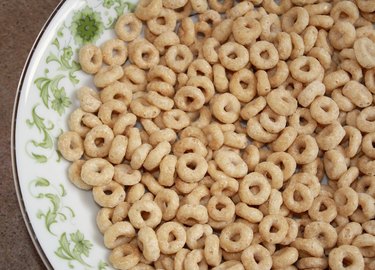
[57,0,375,269]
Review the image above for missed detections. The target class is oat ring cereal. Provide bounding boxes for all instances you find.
[58,0,375,269]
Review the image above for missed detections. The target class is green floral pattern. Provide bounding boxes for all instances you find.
[71,7,104,45]
[55,231,93,268]
[26,105,59,163]
[29,177,74,235]
[23,0,137,269]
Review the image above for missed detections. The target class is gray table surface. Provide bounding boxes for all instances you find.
[0,0,61,269]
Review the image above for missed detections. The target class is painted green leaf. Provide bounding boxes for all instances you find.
[45,209,58,234]
[45,193,61,213]
[46,52,60,65]
[34,177,50,187]
[98,260,108,270]
[34,77,51,108]
[36,210,44,219]
[55,231,92,267]
[29,106,46,131]
[103,0,115,8]
[52,37,60,49]
[60,184,67,196]
[31,129,53,149]
[31,152,48,163]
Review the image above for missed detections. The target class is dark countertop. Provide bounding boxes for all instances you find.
[0,1,60,269]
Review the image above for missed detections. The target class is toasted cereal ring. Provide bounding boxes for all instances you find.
[354,37,375,69]
[220,222,253,252]
[233,16,261,46]
[174,86,205,112]
[267,61,289,88]
[135,0,162,21]
[94,65,124,88]
[281,7,309,34]
[202,37,220,64]
[155,188,179,221]
[272,247,298,269]
[289,56,322,83]
[356,176,375,197]
[137,226,160,262]
[112,201,131,223]
[215,150,247,178]
[241,244,272,270]
[128,200,162,229]
[235,203,263,224]
[81,158,114,186]
[93,181,126,208]
[185,224,212,250]
[259,13,281,42]
[147,8,176,35]
[204,234,222,267]
[162,109,190,130]
[173,137,207,157]
[310,96,339,125]
[213,63,229,93]
[292,238,324,257]
[288,108,317,135]
[208,0,233,12]
[98,100,127,128]
[156,222,186,254]
[266,87,297,116]
[104,221,136,249]
[68,109,100,138]
[79,44,102,74]
[130,97,160,119]
[288,134,319,165]
[328,245,364,270]
[207,195,235,222]
[255,162,283,190]
[128,39,159,70]
[315,121,345,151]
[239,172,271,206]
[328,21,356,50]
[334,187,358,217]
[58,131,84,162]
[177,202,209,224]
[240,96,266,120]
[365,68,375,93]
[165,44,193,73]
[342,80,372,108]
[108,135,128,165]
[187,59,213,79]
[77,86,101,113]
[259,215,289,244]
[100,82,132,106]
[96,207,114,234]
[128,186,145,202]
[113,164,141,186]
[249,41,279,70]
[157,155,177,187]
[162,0,187,9]
[324,149,348,180]
[153,32,180,55]
[350,193,375,223]
[115,13,142,42]
[308,195,337,223]
[109,243,141,270]
[297,257,328,269]
[176,153,208,183]
[101,39,128,66]
[68,160,92,190]
[218,42,249,71]
[262,0,292,15]
[271,126,297,152]
[283,182,313,213]
[211,93,241,124]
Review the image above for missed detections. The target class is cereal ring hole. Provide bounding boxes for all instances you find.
[141,211,151,220]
